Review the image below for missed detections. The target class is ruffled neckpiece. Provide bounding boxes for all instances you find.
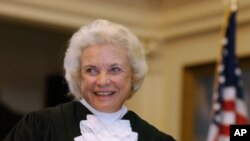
[74,114,138,141]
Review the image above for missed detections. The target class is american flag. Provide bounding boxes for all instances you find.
[206,1,248,141]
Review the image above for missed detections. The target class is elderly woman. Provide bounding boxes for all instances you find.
[5,19,175,141]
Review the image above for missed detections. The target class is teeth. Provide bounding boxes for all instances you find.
[96,92,113,96]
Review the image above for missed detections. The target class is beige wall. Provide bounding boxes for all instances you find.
[128,1,250,140]
[128,23,250,140]
[1,0,250,140]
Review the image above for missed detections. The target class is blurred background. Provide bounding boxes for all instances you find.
[0,0,250,140]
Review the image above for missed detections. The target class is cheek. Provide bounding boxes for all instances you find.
[80,75,94,92]
[115,76,132,91]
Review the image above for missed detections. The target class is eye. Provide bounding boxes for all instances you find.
[83,66,99,75]
[110,66,122,74]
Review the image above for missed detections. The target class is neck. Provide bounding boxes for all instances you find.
[79,99,128,123]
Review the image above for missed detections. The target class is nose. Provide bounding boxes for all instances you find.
[96,72,110,87]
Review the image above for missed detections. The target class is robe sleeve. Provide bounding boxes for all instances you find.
[124,111,176,141]
[4,111,55,141]
[156,130,176,141]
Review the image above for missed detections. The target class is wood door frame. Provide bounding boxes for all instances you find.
[181,56,250,141]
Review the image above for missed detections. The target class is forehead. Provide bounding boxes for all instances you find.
[80,44,129,65]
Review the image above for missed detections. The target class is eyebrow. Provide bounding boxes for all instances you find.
[81,63,128,70]
[110,63,120,67]
[81,65,96,69]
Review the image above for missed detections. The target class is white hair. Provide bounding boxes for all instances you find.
[64,19,147,99]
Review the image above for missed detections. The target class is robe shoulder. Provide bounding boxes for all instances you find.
[4,108,57,141]
[125,111,176,141]
[4,101,85,141]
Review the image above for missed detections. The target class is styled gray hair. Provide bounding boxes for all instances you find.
[64,19,147,99]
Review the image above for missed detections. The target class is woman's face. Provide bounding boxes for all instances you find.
[80,44,132,113]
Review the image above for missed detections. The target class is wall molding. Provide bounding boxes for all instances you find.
[0,0,249,40]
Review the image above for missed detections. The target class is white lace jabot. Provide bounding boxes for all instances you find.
[74,115,138,141]
[74,99,138,141]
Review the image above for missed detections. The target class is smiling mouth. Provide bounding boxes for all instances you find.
[94,91,115,96]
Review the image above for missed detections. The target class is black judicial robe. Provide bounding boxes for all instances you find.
[5,101,175,141]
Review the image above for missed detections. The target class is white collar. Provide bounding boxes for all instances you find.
[76,99,138,141]
[79,99,128,124]
[74,114,138,141]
